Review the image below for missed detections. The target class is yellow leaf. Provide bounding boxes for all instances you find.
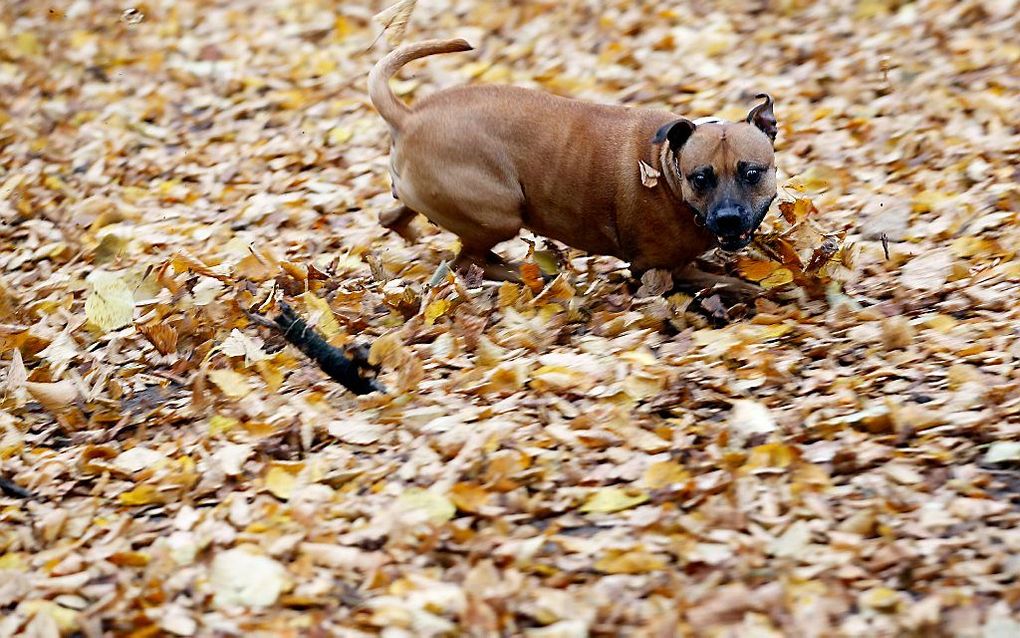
[623,372,666,400]
[20,601,78,633]
[301,291,341,339]
[14,32,42,57]
[397,488,455,523]
[911,190,952,213]
[595,550,666,574]
[119,485,164,505]
[208,368,253,399]
[923,314,956,333]
[785,166,839,195]
[743,442,797,470]
[497,282,523,308]
[532,250,560,276]
[424,298,450,325]
[755,324,791,341]
[860,587,901,611]
[580,487,649,514]
[368,332,405,368]
[531,365,591,392]
[760,267,794,289]
[0,553,26,570]
[327,127,353,145]
[85,270,134,332]
[449,482,491,513]
[640,461,689,489]
[265,466,298,500]
[208,414,238,435]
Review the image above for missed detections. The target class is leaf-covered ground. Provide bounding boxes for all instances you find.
[2,0,1019,635]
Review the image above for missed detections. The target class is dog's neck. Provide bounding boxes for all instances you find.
[656,144,685,201]
[656,142,704,228]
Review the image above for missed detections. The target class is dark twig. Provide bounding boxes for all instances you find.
[1,475,32,499]
[248,301,384,395]
[881,233,890,261]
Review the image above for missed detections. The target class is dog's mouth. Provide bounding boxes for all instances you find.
[716,230,755,252]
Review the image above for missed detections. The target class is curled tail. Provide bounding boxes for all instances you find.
[368,38,473,133]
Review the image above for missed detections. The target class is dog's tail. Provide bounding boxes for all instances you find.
[368,38,473,132]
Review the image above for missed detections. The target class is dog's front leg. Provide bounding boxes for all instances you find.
[671,263,762,300]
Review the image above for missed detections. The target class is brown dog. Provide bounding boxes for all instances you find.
[369,39,778,286]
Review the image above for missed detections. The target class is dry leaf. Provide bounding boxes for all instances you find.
[328,419,386,445]
[638,160,660,188]
[397,488,456,523]
[265,466,298,500]
[137,322,178,355]
[580,488,649,514]
[373,0,418,46]
[207,368,252,399]
[210,548,287,608]
[25,380,78,415]
[85,270,134,332]
[636,269,672,297]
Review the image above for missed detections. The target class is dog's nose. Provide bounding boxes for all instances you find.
[714,208,744,234]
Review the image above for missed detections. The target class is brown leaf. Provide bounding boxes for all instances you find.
[137,322,178,355]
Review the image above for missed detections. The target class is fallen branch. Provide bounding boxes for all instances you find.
[0,475,31,499]
[248,300,384,395]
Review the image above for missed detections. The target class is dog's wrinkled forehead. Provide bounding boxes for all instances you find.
[679,122,775,174]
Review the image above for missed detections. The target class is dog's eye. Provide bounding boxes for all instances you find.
[689,171,714,191]
[742,168,763,185]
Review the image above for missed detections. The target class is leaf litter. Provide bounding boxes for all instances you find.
[1,0,1019,635]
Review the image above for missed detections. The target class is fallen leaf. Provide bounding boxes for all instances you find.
[208,368,253,399]
[300,291,341,339]
[373,0,418,46]
[449,482,492,513]
[729,400,777,446]
[328,419,386,445]
[119,485,165,506]
[639,460,689,489]
[137,322,178,355]
[210,548,287,608]
[580,487,649,514]
[397,488,456,523]
[595,549,666,574]
[983,441,1020,465]
[25,380,78,415]
[265,466,298,500]
[85,270,134,332]
[113,447,168,474]
[900,249,953,291]
[636,269,673,297]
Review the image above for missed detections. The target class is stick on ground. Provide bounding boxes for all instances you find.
[0,475,31,499]
[248,300,384,395]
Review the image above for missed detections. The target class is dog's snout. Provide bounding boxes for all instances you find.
[713,208,745,234]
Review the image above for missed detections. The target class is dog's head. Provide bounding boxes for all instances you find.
[654,95,778,251]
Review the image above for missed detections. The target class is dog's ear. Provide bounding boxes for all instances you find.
[746,93,777,141]
[652,118,697,153]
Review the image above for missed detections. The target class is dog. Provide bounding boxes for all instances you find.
[369,39,778,289]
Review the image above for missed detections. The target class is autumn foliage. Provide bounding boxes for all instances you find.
[1,0,1019,636]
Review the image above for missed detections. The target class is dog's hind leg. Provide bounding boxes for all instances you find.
[379,204,420,243]
[453,249,522,283]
